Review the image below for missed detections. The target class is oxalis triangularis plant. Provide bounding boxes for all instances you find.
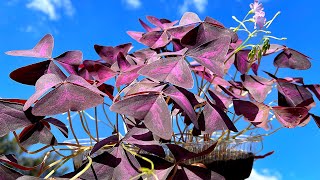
[1,0,320,179]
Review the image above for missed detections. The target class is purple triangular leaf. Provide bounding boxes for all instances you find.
[183,165,225,180]
[179,12,201,26]
[203,103,238,133]
[90,135,119,155]
[208,88,232,110]
[0,164,23,180]
[115,65,143,87]
[140,31,170,49]
[6,34,54,58]
[181,22,233,49]
[166,144,197,163]
[83,60,117,83]
[54,50,83,75]
[9,60,66,86]
[164,86,198,128]
[233,100,270,130]
[146,16,164,29]
[273,106,309,128]
[139,19,153,32]
[138,56,194,89]
[304,84,320,101]
[0,99,31,137]
[234,50,251,74]
[110,94,173,139]
[19,122,57,146]
[24,73,63,111]
[94,43,132,66]
[262,44,285,56]
[43,117,68,138]
[274,48,311,70]
[187,36,231,77]
[277,80,314,108]
[241,74,274,102]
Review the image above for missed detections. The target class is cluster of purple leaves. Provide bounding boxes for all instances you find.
[1,11,320,179]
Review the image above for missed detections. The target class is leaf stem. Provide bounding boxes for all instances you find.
[68,110,80,145]
[94,107,99,142]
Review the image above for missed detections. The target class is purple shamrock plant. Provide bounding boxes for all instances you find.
[1,1,319,179]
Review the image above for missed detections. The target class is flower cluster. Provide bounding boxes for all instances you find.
[250,0,266,29]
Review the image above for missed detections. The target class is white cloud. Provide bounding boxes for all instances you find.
[247,169,282,180]
[124,0,142,9]
[179,0,208,15]
[20,25,36,33]
[26,0,75,20]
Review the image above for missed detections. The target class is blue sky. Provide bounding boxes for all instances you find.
[0,0,319,179]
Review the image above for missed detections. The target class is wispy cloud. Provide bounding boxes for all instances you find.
[124,0,142,9]
[20,25,37,33]
[179,0,208,15]
[247,169,282,180]
[26,0,75,20]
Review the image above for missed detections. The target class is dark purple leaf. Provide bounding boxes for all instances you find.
[54,50,83,75]
[6,34,54,58]
[136,154,174,180]
[127,31,144,43]
[43,117,68,138]
[73,146,140,179]
[83,60,117,83]
[277,80,314,108]
[208,89,232,109]
[233,100,270,130]
[139,19,153,32]
[116,52,132,72]
[217,85,244,99]
[202,103,238,133]
[24,73,63,111]
[138,56,194,89]
[19,122,56,146]
[0,99,31,137]
[305,84,320,101]
[273,106,309,128]
[110,93,173,139]
[274,48,311,70]
[241,75,274,102]
[234,50,250,74]
[182,165,225,180]
[167,26,195,40]
[135,144,166,158]
[140,31,170,49]
[90,135,119,155]
[262,44,285,56]
[181,22,232,49]
[146,16,165,29]
[116,65,143,87]
[94,43,132,66]
[26,74,106,116]
[164,86,198,127]
[0,164,23,180]
[179,12,201,26]
[204,16,225,28]
[0,154,34,171]
[97,83,114,100]
[187,36,231,77]
[10,60,66,85]
[251,63,259,75]
[166,144,197,163]
[125,78,166,96]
